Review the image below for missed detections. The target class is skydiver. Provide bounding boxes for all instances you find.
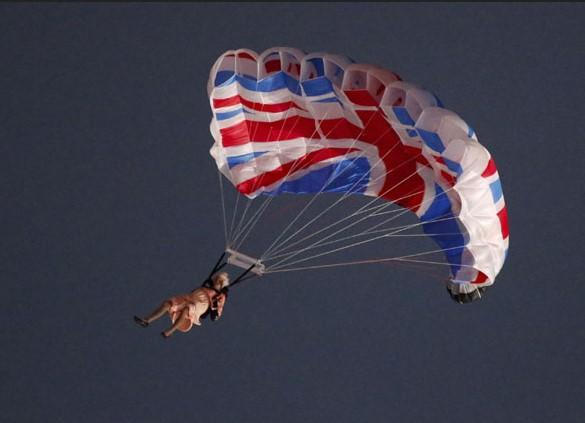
[133,272,230,338]
[446,279,488,304]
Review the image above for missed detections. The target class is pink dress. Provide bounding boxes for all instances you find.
[167,287,225,332]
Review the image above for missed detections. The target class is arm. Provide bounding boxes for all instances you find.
[213,293,227,319]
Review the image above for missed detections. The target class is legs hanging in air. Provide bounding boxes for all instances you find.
[134,301,171,327]
[162,307,191,338]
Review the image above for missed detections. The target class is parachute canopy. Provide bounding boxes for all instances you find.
[207,47,509,288]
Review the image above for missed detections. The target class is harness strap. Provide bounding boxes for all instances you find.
[229,263,257,288]
[202,253,259,290]
[203,252,227,287]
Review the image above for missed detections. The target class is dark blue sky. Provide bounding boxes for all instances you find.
[2,3,584,422]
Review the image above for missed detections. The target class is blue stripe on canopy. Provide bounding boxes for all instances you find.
[489,179,503,203]
[418,129,445,153]
[393,107,415,126]
[226,151,268,169]
[264,157,371,196]
[302,78,334,96]
[314,97,341,104]
[420,184,465,277]
[443,157,463,175]
[216,108,244,121]
[214,71,302,95]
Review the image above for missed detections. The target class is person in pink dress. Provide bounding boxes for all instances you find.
[134,272,230,338]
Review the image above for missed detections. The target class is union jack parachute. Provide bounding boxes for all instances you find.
[207,47,509,291]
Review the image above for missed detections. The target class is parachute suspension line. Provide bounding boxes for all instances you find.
[231,198,253,245]
[266,233,463,262]
[265,184,456,268]
[273,148,423,252]
[264,185,426,259]
[265,256,468,274]
[263,199,411,262]
[231,109,330,251]
[261,122,388,260]
[217,170,229,247]
[229,89,279,244]
[226,85,297,248]
[227,104,297,247]
[264,152,429,260]
[368,207,413,218]
[261,123,398,259]
[265,213,463,264]
[263,151,425,261]
[354,198,416,218]
[251,112,356,257]
[353,195,462,240]
[258,112,368,259]
[231,195,272,250]
[263,139,420,258]
[265,245,475,274]
[377,259,449,281]
[265,211,463,262]
[265,197,457,271]
[264,185,460,270]
[266,218,421,271]
[225,89,283,246]
[228,192,241,243]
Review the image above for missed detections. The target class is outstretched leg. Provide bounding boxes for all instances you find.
[145,301,171,323]
[135,301,172,327]
[162,307,190,338]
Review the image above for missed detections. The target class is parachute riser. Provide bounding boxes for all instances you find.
[202,250,264,289]
[225,248,265,276]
